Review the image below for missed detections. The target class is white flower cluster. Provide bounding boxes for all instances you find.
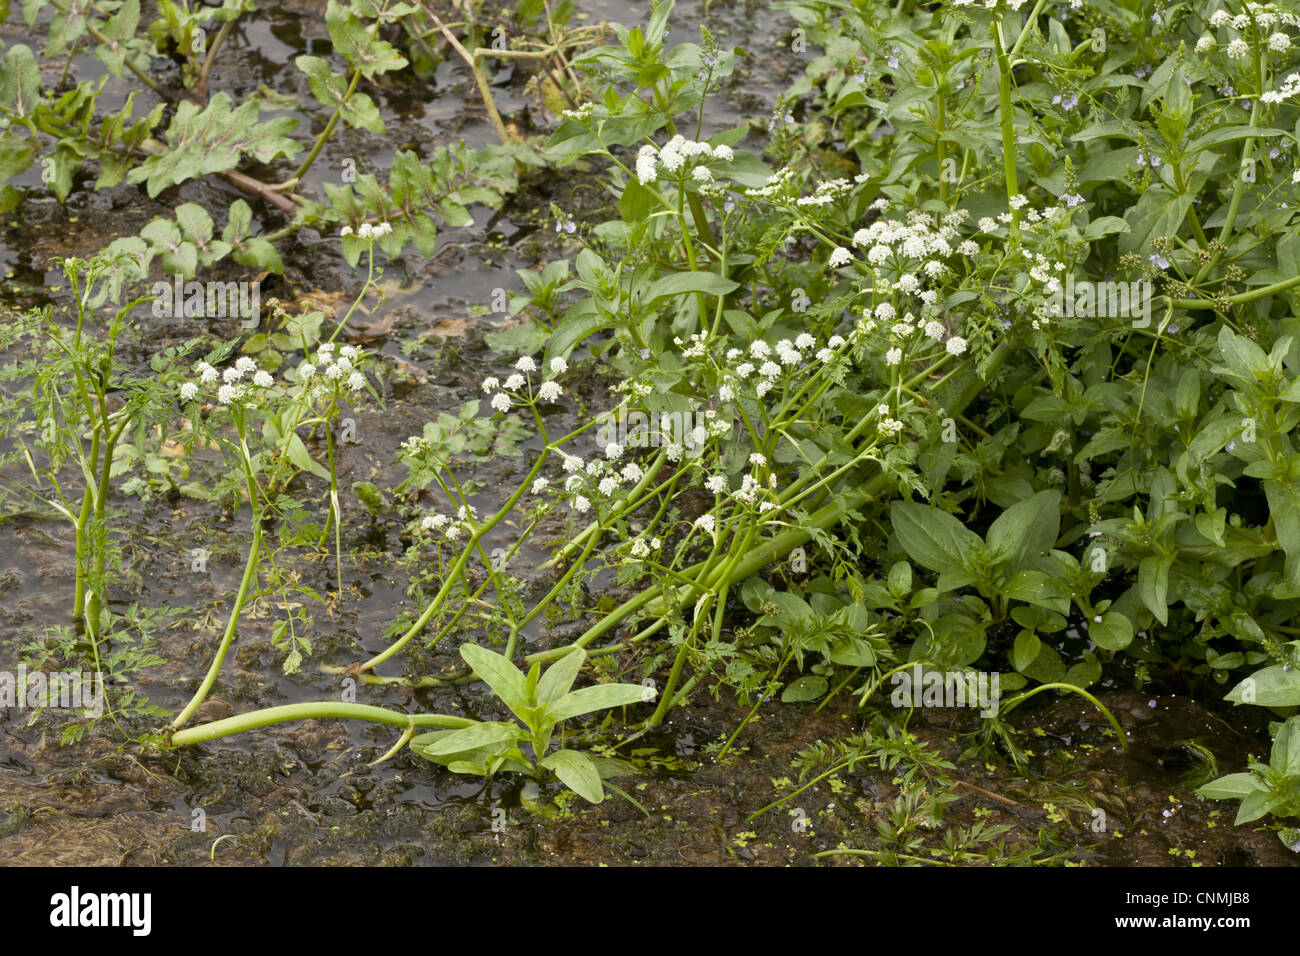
[298,342,367,402]
[714,333,846,403]
[796,178,855,208]
[481,354,565,413]
[185,356,276,406]
[1204,5,1298,73]
[1262,72,1300,103]
[340,222,394,241]
[419,504,479,543]
[637,136,735,186]
[1209,4,1299,32]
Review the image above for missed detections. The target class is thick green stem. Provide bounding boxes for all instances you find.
[172,703,473,747]
[169,522,263,731]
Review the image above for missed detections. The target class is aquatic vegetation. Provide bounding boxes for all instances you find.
[6,0,1300,859]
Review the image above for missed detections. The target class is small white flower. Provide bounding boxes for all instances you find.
[339,345,358,360]
[516,356,537,372]
[735,362,755,379]
[886,347,903,366]
[531,477,549,494]
[925,320,945,341]
[1008,194,1029,210]
[180,382,199,400]
[749,452,767,467]
[598,476,619,496]
[1227,38,1249,59]
[712,144,734,162]
[196,361,218,383]
[358,223,375,240]
[217,384,241,405]
[300,363,317,380]
[706,475,727,494]
[504,374,526,390]
[550,357,568,375]
[693,165,713,182]
[1195,35,1215,53]
[253,370,274,388]
[481,376,499,392]
[795,333,815,350]
[1209,10,1230,27]
[223,366,243,384]
[630,538,650,558]
[538,381,563,402]
[561,454,584,473]
[605,442,623,459]
[828,246,853,267]
[347,372,366,391]
[621,463,643,482]
[491,392,511,412]
[572,495,591,514]
[946,336,968,356]
[341,226,354,237]
[694,514,716,534]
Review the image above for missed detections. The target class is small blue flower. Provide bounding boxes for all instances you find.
[1149,254,1169,270]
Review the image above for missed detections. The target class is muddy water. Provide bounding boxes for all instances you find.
[1,1,1297,866]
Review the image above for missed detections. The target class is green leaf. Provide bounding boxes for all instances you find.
[413,721,522,756]
[1271,716,1300,777]
[1195,773,1265,800]
[326,0,409,75]
[460,643,530,718]
[1226,665,1300,707]
[128,92,300,198]
[0,44,43,118]
[536,647,585,705]
[286,433,331,482]
[1137,553,1174,625]
[986,490,1060,571]
[890,501,984,576]
[1088,611,1134,651]
[540,749,604,803]
[547,683,649,722]
[780,675,828,702]
[296,55,385,134]
[639,271,739,308]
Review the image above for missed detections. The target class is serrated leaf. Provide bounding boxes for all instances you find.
[295,55,385,134]
[128,92,300,197]
[326,0,408,75]
[0,44,43,118]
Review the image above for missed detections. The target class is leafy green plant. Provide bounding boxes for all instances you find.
[409,644,649,803]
